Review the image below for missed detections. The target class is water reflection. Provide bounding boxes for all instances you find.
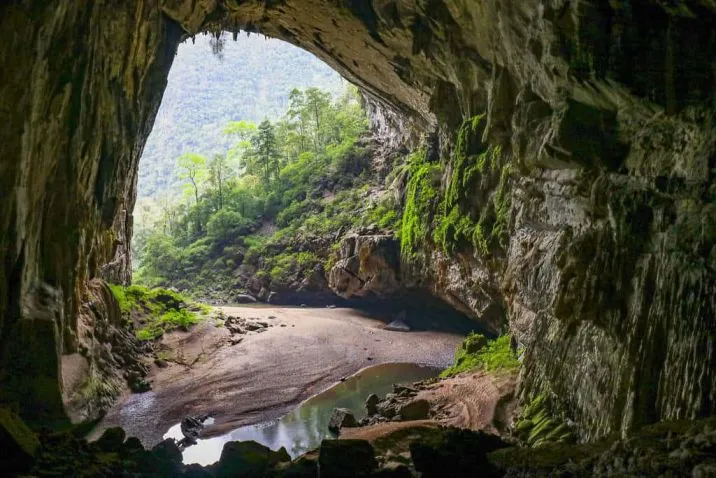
[163,362,439,465]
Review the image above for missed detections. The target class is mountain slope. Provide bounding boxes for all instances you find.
[138,34,344,198]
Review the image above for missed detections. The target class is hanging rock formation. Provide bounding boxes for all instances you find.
[0,0,714,442]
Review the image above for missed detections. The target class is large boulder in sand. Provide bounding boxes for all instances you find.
[398,399,430,420]
[319,439,377,477]
[94,427,126,452]
[215,440,290,478]
[365,394,380,416]
[328,408,358,433]
[234,293,257,304]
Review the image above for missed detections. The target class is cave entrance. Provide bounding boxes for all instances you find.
[90,32,479,450]
[131,32,350,302]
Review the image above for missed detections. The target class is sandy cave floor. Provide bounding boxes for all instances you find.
[88,305,470,446]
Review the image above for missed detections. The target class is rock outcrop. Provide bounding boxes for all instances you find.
[0,0,713,445]
[329,234,401,299]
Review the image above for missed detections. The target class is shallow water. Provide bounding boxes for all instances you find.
[164,362,439,465]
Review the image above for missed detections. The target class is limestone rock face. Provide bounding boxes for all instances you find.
[329,234,401,298]
[0,0,714,442]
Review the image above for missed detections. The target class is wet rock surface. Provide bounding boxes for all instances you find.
[328,408,358,434]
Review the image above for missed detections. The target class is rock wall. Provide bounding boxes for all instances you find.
[0,0,713,440]
[0,1,180,422]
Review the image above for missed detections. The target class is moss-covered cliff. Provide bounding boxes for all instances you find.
[0,0,713,442]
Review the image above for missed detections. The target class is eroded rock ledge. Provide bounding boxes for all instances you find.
[0,0,714,442]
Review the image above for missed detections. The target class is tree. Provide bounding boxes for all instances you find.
[303,87,333,151]
[208,154,232,209]
[249,120,280,186]
[206,209,250,244]
[177,153,207,232]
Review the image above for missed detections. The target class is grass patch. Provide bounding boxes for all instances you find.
[441,334,520,378]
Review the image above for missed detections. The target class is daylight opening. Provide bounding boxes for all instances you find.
[100,33,477,460]
[133,33,371,303]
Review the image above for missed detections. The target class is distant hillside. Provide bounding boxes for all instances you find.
[138,33,345,198]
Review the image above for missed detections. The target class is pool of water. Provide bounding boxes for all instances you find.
[163,362,439,465]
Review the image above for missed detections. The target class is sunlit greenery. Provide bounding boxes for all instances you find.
[441,333,520,378]
[108,284,208,340]
[133,85,380,296]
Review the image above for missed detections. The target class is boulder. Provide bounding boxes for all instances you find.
[376,400,398,419]
[328,408,358,433]
[181,415,205,441]
[365,394,380,416]
[95,426,126,452]
[392,384,418,397]
[318,439,377,477]
[234,294,257,304]
[328,234,400,299]
[150,438,184,476]
[398,399,430,420]
[409,428,508,478]
[215,440,290,478]
[0,408,40,472]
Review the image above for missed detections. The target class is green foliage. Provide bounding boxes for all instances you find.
[435,113,511,256]
[400,149,441,256]
[108,284,132,314]
[441,334,520,378]
[138,35,344,199]
[513,394,576,447]
[206,209,250,243]
[136,309,201,341]
[134,84,371,297]
[491,162,512,247]
[108,284,206,341]
[434,206,484,255]
[445,114,486,210]
[266,251,321,285]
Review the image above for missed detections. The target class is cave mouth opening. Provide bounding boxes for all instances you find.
[129,30,480,337]
[131,31,350,300]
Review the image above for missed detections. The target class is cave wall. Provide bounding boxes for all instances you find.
[0,0,713,438]
[0,1,180,422]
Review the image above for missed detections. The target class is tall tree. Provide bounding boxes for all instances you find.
[250,120,280,186]
[303,87,332,151]
[177,153,207,232]
[208,154,231,209]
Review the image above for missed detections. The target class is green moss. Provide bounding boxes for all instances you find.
[513,394,576,447]
[109,284,207,341]
[445,114,486,210]
[400,148,441,256]
[434,114,511,256]
[441,334,519,377]
[491,161,512,247]
[108,284,131,314]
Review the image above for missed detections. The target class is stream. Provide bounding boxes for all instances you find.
[163,362,440,465]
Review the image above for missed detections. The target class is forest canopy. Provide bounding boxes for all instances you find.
[132,85,401,300]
